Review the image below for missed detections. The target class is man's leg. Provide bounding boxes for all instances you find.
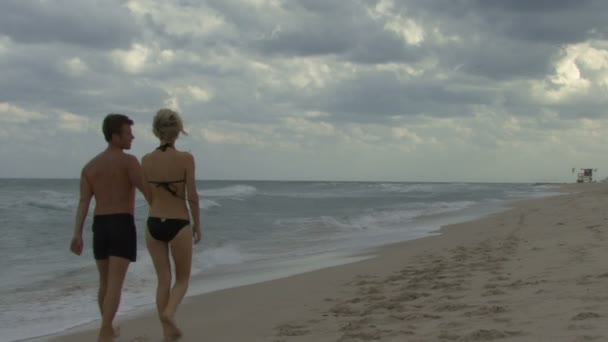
[98,256,130,341]
[95,260,109,316]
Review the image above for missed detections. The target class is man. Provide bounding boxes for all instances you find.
[70,114,150,342]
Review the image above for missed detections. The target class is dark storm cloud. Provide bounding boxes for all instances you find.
[245,0,422,63]
[0,0,138,49]
[257,27,354,57]
[312,70,499,121]
[440,38,557,80]
[1,0,606,128]
[0,44,167,116]
[407,0,608,44]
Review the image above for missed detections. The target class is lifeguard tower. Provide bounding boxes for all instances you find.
[574,168,597,183]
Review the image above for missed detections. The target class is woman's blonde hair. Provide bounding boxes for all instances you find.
[152,108,187,142]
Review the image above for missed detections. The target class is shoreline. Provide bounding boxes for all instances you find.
[18,189,519,342]
[28,184,584,342]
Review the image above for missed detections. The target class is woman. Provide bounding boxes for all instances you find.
[141,108,201,340]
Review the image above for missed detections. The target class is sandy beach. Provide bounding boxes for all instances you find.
[36,183,608,342]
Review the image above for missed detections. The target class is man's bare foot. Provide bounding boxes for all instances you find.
[161,314,182,340]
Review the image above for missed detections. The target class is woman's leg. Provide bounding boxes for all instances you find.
[162,225,193,323]
[145,230,172,331]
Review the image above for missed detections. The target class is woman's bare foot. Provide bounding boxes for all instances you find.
[98,327,115,342]
[161,314,182,340]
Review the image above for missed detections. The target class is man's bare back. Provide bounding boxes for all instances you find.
[70,114,150,342]
[84,150,139,215]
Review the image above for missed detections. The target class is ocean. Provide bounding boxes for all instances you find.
[0,179,561,341]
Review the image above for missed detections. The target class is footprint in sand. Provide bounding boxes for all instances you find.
[438,294,466,301]
[391,291,430,302]
[577,275,597,285]
[351,279,382,286]
[357,286,383,295]
[355,274,379,280]
[572,312,602,320]
[275,323,311,337]
[460,329,523,341]
[489,276,510,282]
[384,274,407,282]
[463,305,508,317]
[517,213,526,226]
[364,300,405,314]
[573,336,605,341]
[568,323,596,331]
[438,332,461,340]
[483,283,500,289]
[434,303,471,312]
[506,279,547,290]
[365,295,387,301]
[330,303,360,316]
[431,281,466,292]
[339,329,384,342]
[402,312,442,321]
[307,318,323,324]
[439,321,465,329]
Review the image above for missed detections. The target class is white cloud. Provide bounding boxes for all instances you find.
[0,35,10,55]
[531,41,608,103]
[112,43,151,73]
[0,102,46,123]
[370,0,425,45]
[284,117,335,136]
[193,121,278,147]
[111,43,181,74]
[344,125,382,143]
[392,126,422,143]
[164,95,180,111]
[58,112,91,132]
[159,49,176,63]
[502,116,521,136]
[186,86,213,102]
[126,0,225,37]
[385,17,425,45]
[200,128,263,146]
[576,42,608,70]
[305,111,330,118]
[288,58,332,89]
[242,0,282,8]
[64,57,88,76]
[162,85,213,111]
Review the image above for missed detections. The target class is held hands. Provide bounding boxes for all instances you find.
[70,235,83,256]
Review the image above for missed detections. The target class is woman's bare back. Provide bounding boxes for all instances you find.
[142,146,192,220]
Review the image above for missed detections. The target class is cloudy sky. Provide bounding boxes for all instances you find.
[1,0,607,182]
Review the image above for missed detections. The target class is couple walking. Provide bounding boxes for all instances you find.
[69,109,202,341]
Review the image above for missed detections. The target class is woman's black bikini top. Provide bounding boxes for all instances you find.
[147,143,185,197]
